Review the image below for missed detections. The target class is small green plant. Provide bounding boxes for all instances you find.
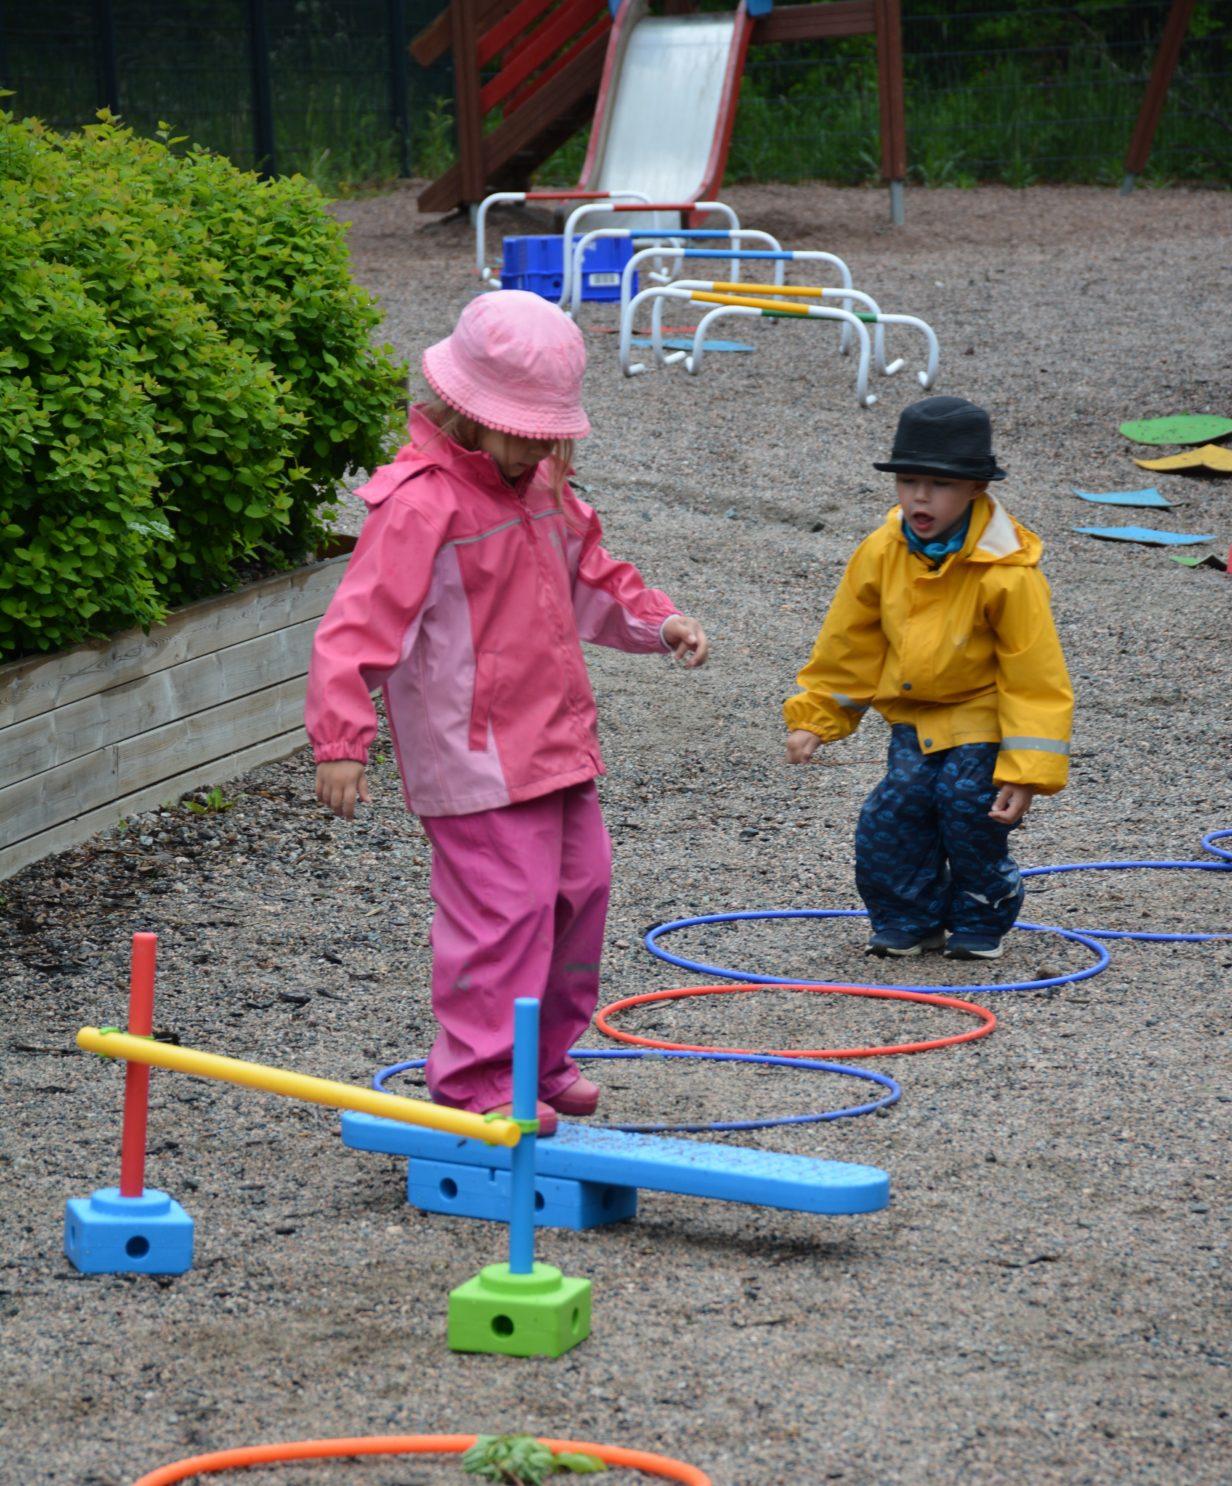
[461,1435,605,1484]
[415,95,457,180]
[180,785,234,815]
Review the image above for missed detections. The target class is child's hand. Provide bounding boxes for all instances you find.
[316,760,370,820]
[663,614,709,668]
[786,730,824,765]
[989,783,1034,824]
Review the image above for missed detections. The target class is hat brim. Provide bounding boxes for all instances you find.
[873,459,1006,481]
[422,344,591,441]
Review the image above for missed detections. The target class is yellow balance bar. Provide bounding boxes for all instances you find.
[77,1027,521,1148]
[688,289,819,316]
[707,280,826,299]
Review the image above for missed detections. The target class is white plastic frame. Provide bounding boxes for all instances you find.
[616,246,859,357]
[619,285,877,407]
[563,230,785,316]
[557,199,740,308]
[667,281,938,384]
[474,189,652,284]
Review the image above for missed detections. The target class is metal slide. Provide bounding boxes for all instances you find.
[577,0,755,226]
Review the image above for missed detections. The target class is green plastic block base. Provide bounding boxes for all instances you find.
[447,1261,591,1357]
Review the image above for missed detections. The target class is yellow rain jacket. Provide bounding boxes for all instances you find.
[784,494,1073,794]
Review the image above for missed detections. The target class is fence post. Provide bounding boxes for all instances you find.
[451,0,485,205]
[1122,0,1195,193]
[874,0,906,225]
[247,0,277,176]
[388,0,411,177]
[95,0,120,115]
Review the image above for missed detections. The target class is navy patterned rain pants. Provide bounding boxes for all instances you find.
[854,725,1025,939]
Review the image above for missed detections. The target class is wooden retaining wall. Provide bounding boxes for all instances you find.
[0,540,355,881]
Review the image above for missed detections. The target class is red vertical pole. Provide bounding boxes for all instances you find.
[118,933,157,1197]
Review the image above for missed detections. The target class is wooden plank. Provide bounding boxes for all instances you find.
[412,0,514,67]
[481,0,605,114]
[452,0,487,202]
[418,24,607,211]
[0,726,308,882]
[751,1,875,44]
[874,0,906,181]
[1,676,308,850]
[476,0,555,67]
[0,617,320,790]
[506,11,609,115]
[0,544,353,730]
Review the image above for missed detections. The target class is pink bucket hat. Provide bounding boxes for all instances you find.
[422,290,590,440]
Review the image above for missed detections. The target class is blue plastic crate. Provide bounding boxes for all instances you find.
[500,234,635,302]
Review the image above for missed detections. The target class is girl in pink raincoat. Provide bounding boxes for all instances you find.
[306,291,708,1134]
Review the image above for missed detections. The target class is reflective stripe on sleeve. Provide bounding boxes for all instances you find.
[999,736,1070,754]
[832,693,870,712]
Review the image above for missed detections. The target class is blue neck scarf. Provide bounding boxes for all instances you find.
[901,506,972,567]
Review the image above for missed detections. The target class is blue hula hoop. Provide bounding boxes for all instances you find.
[643,830,1231,990]
[1020,832,1232,942]
[643,908,1109,995]
[372,1050,900,1135]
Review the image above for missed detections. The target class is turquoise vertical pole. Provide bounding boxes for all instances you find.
[508,997,539,1275]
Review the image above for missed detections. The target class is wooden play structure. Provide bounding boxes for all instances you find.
[414,0,908,222]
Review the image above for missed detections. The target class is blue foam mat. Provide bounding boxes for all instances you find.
[1074,524,1214,545]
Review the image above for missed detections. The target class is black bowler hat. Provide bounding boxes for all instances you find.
[873,396,1006,481]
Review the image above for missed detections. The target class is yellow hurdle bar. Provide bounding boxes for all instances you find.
[707,280,826,298]
[77,1027,521,1148]
[688,289,819,316]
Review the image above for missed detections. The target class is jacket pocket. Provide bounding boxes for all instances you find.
[468,651,497,752]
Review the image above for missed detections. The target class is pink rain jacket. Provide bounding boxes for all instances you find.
[305,409,679,817]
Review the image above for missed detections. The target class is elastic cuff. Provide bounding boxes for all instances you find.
[657,612,681,650]
[313,741,369,765]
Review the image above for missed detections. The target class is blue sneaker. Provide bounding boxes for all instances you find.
[865,928,946,958]
[943,933,1004,960]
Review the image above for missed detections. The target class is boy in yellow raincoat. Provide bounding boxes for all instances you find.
[784,396,1073,961]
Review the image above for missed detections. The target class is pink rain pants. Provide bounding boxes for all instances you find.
[421,781,612,1112]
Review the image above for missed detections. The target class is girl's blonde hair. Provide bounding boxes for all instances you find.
[418,398,576,508]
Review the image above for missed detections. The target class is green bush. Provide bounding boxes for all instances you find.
[0,109,407,663]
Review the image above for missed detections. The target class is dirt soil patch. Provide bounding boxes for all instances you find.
[2,182,1230,1486]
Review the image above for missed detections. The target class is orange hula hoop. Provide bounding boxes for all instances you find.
[595,982,996,1060]
[131,1434,710,1486]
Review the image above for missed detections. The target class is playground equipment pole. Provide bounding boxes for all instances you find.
[446,994,592,1356]
[119,933,157,1197]
[509,997,539,1274]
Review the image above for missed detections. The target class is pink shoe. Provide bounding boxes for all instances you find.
[484,1099,558,1137]
[545,1075,600,1117]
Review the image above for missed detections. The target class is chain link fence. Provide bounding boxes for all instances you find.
[3,2,1228,189]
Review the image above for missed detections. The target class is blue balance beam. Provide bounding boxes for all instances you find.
[341,1112,889,1223]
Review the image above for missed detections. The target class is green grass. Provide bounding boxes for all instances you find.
[7,38,1228,196]
[535,42,1231,190]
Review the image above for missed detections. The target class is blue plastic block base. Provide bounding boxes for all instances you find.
[500,234,634,302]
[64,1187,194,1275]
[408,1154,637,1230]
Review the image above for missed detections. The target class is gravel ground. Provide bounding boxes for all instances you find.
[3,182,1231,1486]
